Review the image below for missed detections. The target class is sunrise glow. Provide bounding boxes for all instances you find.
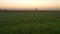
[0,0,60,10]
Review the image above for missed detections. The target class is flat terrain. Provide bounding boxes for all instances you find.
[0,10,60,34]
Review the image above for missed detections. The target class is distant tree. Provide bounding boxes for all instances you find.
[0,9,1,11]
[4,9,7,11]
[35,8,38,11]
[32,8,33,11]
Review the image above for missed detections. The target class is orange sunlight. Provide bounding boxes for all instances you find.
[0,0,60,10]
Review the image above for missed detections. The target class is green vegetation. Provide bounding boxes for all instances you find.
[0,11,60,34]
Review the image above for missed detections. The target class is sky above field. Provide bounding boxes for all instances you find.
[0,0,60,10]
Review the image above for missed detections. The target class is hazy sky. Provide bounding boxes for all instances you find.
[0,0,60,10]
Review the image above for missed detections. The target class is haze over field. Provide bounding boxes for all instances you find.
[0,0,60,10]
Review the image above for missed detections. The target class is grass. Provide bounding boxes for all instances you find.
[0,10,60,34]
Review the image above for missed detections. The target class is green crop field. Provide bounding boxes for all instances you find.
[0,11,60,34]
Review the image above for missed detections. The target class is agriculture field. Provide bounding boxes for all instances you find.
[0,11,60,34]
